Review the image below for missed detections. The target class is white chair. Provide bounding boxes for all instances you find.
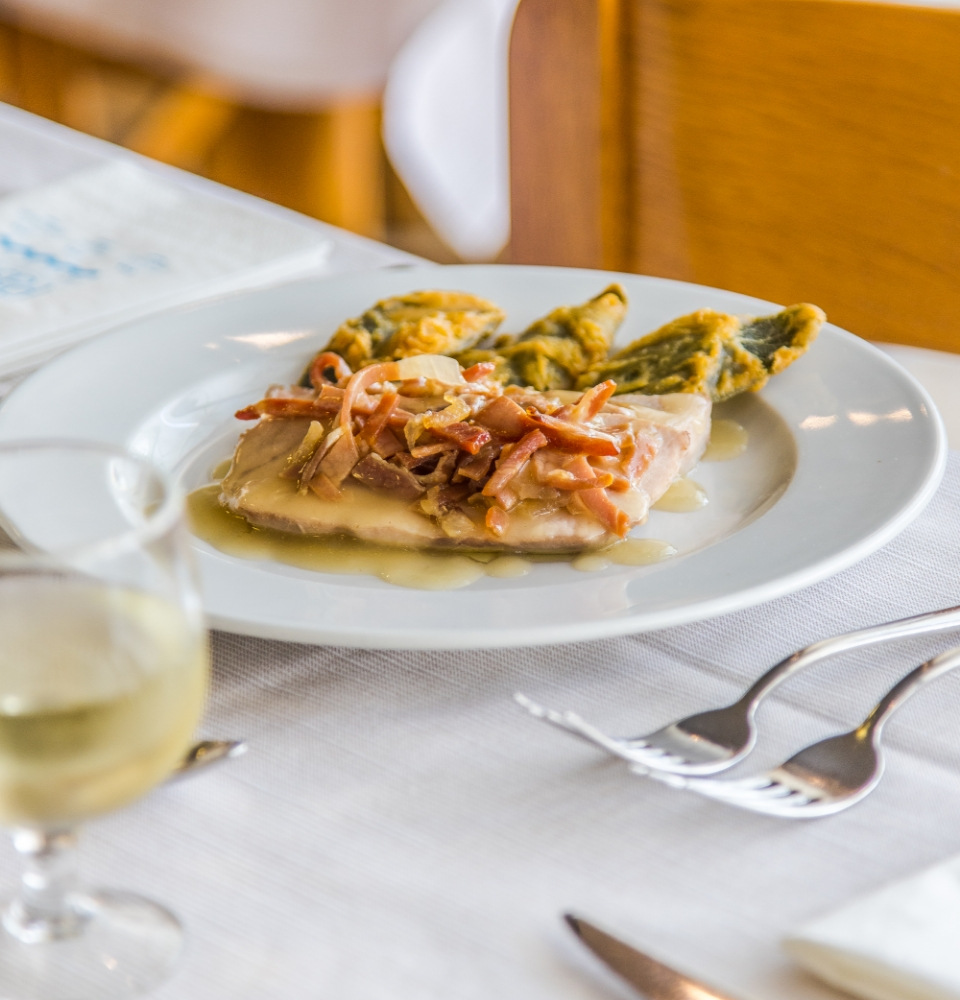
[0,0,442,236]
[382,0,518,261]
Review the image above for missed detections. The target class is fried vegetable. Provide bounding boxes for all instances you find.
[464,284,628,391]
[450,348,512,384]
[576,310,735,398]
[579,303,824,402]
[735,303,824,374]
[318,290,506,372]
[301,285,823,405]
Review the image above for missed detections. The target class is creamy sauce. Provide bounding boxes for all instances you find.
[188,485,675,588]
[484,556,533,579]
[190,405,734,590]
[571,538,677,572]
[702,418,748,461]
[210,458,233,480]
[569,552,612,573]
[187,485,489,590]
[606,538,678,565]
[652,477,708,513]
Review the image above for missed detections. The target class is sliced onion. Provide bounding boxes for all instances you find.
[394,355,465,385]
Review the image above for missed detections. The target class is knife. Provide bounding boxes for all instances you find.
[564,914,739,1000]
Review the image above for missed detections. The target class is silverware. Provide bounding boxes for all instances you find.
[169,739,248,780]
[641,645,960,817]
[564,913,737,999]
[516,603,960,775]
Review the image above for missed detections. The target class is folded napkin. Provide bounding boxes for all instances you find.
[0,160,331,375]
[784,854,960,1000]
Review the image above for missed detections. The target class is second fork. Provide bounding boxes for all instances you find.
[516,602,960,775]
[635,645,960,818]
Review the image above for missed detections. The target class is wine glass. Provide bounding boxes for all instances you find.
[0,441,209,999]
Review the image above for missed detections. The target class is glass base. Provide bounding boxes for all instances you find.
[0,891,182,1000]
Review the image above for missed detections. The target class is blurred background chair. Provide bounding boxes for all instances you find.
[0,0,445,248]
[382,0,517,262]
[508,0,960,352]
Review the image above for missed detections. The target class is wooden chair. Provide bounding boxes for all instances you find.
[508,0,960,351]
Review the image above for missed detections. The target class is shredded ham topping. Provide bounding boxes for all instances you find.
[233,355,664,540]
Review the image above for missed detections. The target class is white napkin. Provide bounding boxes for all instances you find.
[0,160,331,375]
[783,854,960,1000]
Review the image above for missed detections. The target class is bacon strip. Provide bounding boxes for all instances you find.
[485,506,509,537]
[569,380,616,422]
[482,429,548,506]
[358,390,399,447]
[308,351,353,389]
[524,410,620,456]
[431,421,491,455]
[235,397,330,421]
[621,434,656,479]
[578,487,631,537]
[371,426,404,458]
[455,440,499,482]
[236,390,409,426]
[338,362,400,436]
[462,361,498,382]
[537,454,614,491]
[475,396,532,439]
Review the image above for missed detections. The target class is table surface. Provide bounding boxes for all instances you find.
[3,101,960,1000]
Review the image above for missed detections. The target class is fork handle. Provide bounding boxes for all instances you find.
[739,604,960,709]
[861,645,960,738]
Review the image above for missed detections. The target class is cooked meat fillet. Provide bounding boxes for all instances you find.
[221,359,710,552]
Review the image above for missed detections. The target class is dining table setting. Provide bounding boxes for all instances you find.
[4,97,960,1000]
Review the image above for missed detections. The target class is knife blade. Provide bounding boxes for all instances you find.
[564,914,739,1000]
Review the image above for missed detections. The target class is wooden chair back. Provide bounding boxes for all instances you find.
[509,0,960,350]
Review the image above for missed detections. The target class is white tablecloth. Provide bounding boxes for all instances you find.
[57,453,960,1000]
[4,104,960,1000]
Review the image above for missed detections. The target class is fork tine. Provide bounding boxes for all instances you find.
[641,765,827,812]
[514,693,659,764]
[668,778,819,814]
[640,768,775,798]
[515,693,711,772]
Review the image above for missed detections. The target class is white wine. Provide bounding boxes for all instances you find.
[0,578,208,827]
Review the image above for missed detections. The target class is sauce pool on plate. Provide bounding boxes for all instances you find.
[185,414,747,589]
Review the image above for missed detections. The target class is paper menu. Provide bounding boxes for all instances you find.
[0,160,332,375]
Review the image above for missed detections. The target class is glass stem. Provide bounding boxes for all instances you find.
[4,828,85,943]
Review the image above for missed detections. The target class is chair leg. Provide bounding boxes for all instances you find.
[0,22,16,103]
[123,81,239,172]
[9,27,88,122]
[305,99,385,240]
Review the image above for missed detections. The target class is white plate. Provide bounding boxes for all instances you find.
[0,265,946,648]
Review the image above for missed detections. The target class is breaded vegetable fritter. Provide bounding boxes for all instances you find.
[458,284,627,391]
[317,290,506,372]
[579,303,824,402]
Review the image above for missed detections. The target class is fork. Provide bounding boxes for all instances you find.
[515,603,960,775]
[637,645,960,817]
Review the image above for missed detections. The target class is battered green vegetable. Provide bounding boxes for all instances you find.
[578,302,824,402]
[300,285,824,403]
[315,290,506,372]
